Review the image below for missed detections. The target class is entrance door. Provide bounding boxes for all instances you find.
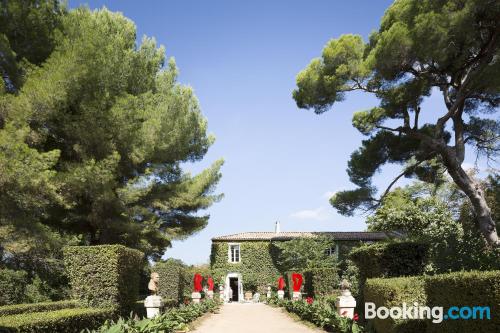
[229,277,239,301]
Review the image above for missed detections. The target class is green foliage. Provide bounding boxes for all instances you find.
[304,268,341,298]
[425,270,500,333]
[340,260,360,298]
[293,0,500,244]
[0,5,223,261]
[275,237,337,272]
[63,245,144,313]
[0,300,80,317]
[0,0,65,92]
[154,258,186,302]
[364,270,500,333]
[89,299,221,333]
[277,299,363,333]
[0,268,27,305]
[0,307,113,333]
[350,241,429,279]
[210,241,281,293]
[364,277,426,333]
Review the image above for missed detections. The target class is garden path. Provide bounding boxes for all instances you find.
[191,302,322,333]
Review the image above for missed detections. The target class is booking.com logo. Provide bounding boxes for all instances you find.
[365,302,491,324]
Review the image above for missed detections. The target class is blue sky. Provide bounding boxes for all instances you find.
[69,0,481,264]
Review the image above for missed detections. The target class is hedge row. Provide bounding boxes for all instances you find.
[364,270,500,333]
[350,241,429,279]
[0,300,80,316]
[304,268,341,298]
[64,245,144,313]
[0,307,113,333]
[154,259,186,302]
[0,269,27,306]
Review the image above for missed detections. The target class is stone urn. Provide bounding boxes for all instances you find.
[244,291,253,301]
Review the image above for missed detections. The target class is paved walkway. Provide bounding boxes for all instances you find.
[192,303,322,333]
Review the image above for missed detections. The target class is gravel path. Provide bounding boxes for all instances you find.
[191,303,322,333]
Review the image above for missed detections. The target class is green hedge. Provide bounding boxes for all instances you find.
[154,259,185,302]
[0,269,27,306]
[0,300,80,316]
[0,307,113,333]
[364,276,427,333]
[304,268,341,298]
[425,270,500,333]
[350,241,429,279]
[364,270,500,333]
[64,245,144,313]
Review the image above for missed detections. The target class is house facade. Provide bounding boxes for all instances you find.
[210,223,393,302]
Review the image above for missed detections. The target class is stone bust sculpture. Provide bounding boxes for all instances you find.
[148,272,160,295]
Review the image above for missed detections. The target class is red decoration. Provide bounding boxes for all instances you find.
[277,276,285,290]
[292,273,303,292]
[207,276,214,291]
[353,313,359,322]
[193,273,203,292]
[306,297,313,305]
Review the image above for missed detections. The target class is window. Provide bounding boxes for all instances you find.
[229,244,240,263]
[324,247,336,256]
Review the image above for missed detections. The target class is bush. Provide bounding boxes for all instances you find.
[0,300,80,316]
[425,270,500,333]
[90,299,222,332]
[304,268,341,298]
[64,245,144,313]
[0,269,27,306]
[364,276,427,333]
[154,259,185,302]
[350,241,429,279]
[363,270,500,333]
[0,307,113,333]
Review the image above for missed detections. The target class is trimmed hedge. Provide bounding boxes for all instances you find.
[350,241,429,279]
[364,270,500,333]
[304,268,341,298]
[64,245,144,313]
[154,259,185,302]
[0,307,113,333]
[0,269,27,306]
[425,270,500,333]
[364,276,427,333]
[0,300,80,316]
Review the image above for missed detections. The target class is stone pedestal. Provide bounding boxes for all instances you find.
[192,292,202,304]
[144,295,163,319]
[335,290,356,319]
[292,291,302,301]
[207,290,214,299]
[266,286,271,299]
[277,290,285,300]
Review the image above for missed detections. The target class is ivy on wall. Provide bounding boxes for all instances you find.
[210,241,282,293]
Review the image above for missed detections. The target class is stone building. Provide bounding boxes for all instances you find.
[210,222,393,302]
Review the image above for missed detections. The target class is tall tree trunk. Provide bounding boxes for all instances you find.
[442,149,499,246]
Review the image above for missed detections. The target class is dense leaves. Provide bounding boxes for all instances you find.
[293,0,500,244]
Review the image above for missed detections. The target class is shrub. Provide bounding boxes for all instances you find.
[90,299,222,332]
[304,268,341,298]
[64,245,144,313]
[154,259,185,302]
[0,269,27,306]
[364,276,427,333]
[350,241,429,279]
[0,300,80,316]
[425,270,500,333]
[0,307,113,333]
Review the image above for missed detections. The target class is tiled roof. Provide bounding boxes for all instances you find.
[211,231,393,242]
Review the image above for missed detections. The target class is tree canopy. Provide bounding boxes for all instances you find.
[0,4,223,267]
[293,0,500,245]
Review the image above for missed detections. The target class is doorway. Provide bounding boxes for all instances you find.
[229,277,239,301]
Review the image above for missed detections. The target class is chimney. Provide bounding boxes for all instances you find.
[275,221,281,234]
